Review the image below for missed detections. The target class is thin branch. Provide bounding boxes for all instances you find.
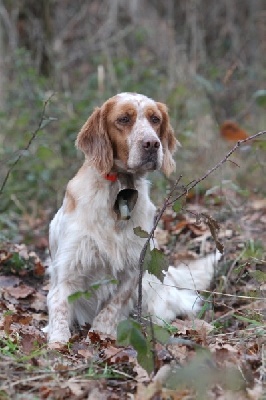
[137,175,183,322]
[168,130,266,207]
[148,315,157,376]
[143,279,266,301]
[0,94,54,196]
[137,130,266,321]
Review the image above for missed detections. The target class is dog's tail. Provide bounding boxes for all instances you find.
[142,250,222,324]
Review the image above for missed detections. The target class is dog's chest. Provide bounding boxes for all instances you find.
[76,218,146,277]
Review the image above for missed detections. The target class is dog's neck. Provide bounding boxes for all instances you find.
[107,171,139,221]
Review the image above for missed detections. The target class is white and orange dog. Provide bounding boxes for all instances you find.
[46,93,219,344]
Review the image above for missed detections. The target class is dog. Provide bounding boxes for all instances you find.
[46,92,219,344]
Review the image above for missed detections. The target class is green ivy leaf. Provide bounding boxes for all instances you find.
[133,226,149,238]
[137,346,154,374]
[68,278,118,302]
[90,278,118,290]
[117,319,146,351]
[117,319,154,373]
[147,248,168,281]
[68,291,92,303]
[172,199,183,213]
[129,325,148,358]
[152,324,171,344]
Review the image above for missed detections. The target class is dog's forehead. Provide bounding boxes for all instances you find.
[115,92,157,109]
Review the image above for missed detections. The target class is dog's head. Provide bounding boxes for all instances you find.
[76,92,179,176]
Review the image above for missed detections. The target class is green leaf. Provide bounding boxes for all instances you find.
[117,319,133,344]
[147,248,168,281]
[253,89,266,107]
[137,347,154,374]
[129,325,147,357]
[133,226,149,238]
[249,270,266,283]
[152,324,170,344]
[68,278,118,302]
[233,314,262,326]
[68,291,92,303]
[90,278,118,290]
[117,319,145,350]
[117,319,154,373]
[172,199,183,213]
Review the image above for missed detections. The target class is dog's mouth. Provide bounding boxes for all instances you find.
[113,159,159,174]
[140,160,158,171]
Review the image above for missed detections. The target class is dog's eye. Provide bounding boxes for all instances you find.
[150,115,160,124]
[117,115,130,124]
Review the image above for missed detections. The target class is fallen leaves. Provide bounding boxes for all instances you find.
[0,194,265,399]
[6,284,35,299]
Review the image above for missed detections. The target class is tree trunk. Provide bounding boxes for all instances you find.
[0,10,6,110]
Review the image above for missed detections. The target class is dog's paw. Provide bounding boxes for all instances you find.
[47,327,71,345]
[91,315,117,338]
[47,341,69,350]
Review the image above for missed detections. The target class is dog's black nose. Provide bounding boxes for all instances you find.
[142,138,160,150]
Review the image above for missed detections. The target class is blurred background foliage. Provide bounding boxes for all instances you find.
[0,0,265,241]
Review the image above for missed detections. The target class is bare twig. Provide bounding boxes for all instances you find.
[137,130,266,321]
[137,175,183,322]
[0,94,54,196]
[175,130,266,203]
[148,315,157,375]
[144,280,266,301]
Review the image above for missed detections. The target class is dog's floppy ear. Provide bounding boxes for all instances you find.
[156,102,179,176]
[76,106,113,174]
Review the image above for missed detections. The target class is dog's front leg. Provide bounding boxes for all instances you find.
[46,284,73,344]
[91,276,138,336]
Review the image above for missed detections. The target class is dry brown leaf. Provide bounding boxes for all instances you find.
[78,348,93,359]
[87,387,108,400]
[12,314,32,325]
[250,198,266,211]
[172,318,214,335]
[134,363,150,382]
[65,382,84,397]
[33,261,46,277]
[135,381,162,400]
[166,344,188,364]
[103,345,124,361]
[154,228,169,246]
[21,333,37,354]
[188,223,207,236]
[0,275,21,288]
[173,219,190,234]
[6,284,35,299]
[48,341,68,350]
[220,121,249,141]
[30,292,47,311]
[3,314,13,334]
[162,388,192,400]
[246,382,264,400]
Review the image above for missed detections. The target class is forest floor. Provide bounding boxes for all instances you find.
[0,190,265,400]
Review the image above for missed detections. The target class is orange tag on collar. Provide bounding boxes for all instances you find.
[103,173,118,182]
